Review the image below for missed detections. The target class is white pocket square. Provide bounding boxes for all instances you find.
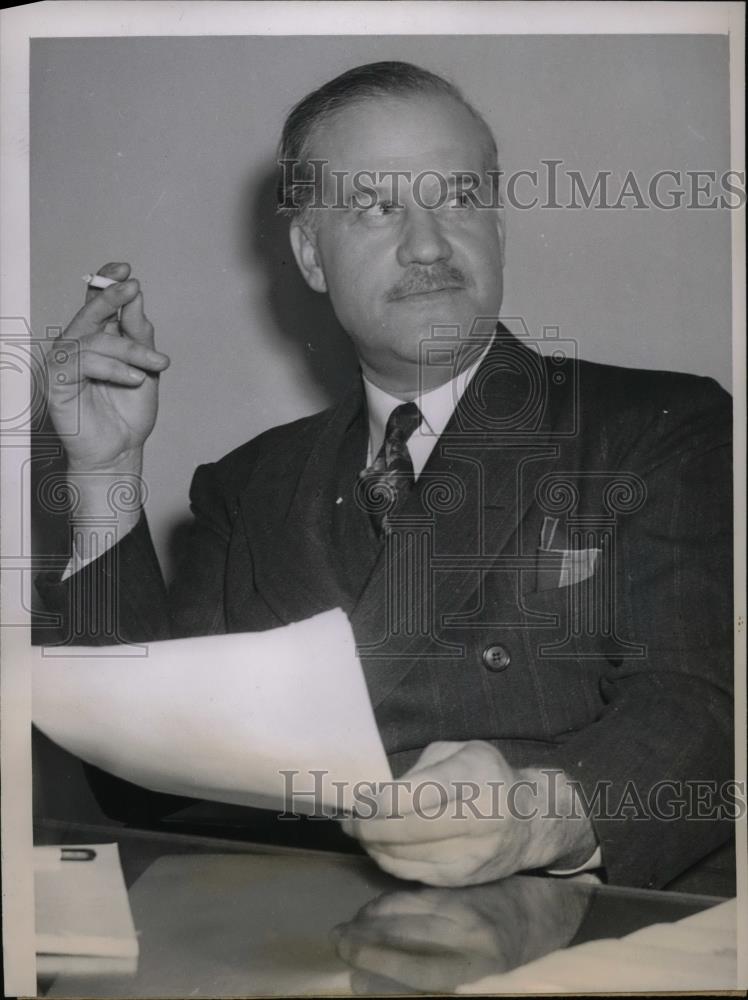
[557,546,600,588]
[535,516,600,590]
[535,546,600,591]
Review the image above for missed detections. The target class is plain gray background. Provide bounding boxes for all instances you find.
[30,35,732,577]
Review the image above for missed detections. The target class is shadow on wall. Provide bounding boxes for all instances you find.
[237,163,360,405]
[162,165,361,581]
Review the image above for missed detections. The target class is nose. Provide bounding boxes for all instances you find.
[396,206,453,268]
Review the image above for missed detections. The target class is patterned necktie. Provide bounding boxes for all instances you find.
[359,401,422,537]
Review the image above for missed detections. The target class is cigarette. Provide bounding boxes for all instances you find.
[83,273,118,289]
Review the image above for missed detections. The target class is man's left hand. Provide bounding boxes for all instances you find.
[341,740,597,886]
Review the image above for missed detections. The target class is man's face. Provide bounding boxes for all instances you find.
[290,94,505,389]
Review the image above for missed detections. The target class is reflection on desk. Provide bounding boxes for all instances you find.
[36,821,735,997]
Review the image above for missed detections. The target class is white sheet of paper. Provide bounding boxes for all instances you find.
[35,843,137,959]
[32,608,392,813]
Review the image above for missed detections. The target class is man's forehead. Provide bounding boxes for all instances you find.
[320,146,487,181]
[311,94,491,175]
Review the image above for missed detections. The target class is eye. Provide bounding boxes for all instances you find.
[361,200,398,217]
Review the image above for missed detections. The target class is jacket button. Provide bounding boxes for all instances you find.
[482,644,511,672]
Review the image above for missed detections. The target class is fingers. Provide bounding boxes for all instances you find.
[84,262,131,304]
[75,263,158,347]
[343,745,494,846]
[341,741,520,888]
[87,332,167,370]
[72,352,148,387]
[70,278,142,336]
[403,740,504,786]
[85,263,130,336]
[366,848,492,887]
[52,333,169,385]
[404,740,473,776]
[343,810,463,845]
[363,829,494,859]
[120,290,155,346]
[63,263,166,373]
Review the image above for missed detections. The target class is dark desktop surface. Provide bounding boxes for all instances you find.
[35,817,729,998]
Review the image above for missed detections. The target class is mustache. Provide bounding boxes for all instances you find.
[386,264,469,301]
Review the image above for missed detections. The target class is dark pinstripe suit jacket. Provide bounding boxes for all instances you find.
[38,330,734,889]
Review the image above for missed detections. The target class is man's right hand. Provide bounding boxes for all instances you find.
[45,261,170,477]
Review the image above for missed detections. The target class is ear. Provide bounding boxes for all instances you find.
[289,218,327,293]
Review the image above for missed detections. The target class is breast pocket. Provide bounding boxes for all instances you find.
[533,546,600,592]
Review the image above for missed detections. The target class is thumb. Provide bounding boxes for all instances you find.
[120,291,155,346]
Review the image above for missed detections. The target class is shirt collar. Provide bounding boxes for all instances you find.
[362,335,493,461]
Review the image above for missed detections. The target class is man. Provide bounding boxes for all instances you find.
[38,62,733,890]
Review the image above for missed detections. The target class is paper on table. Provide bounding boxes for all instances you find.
[35,843,137,959]
[32,608,392,813]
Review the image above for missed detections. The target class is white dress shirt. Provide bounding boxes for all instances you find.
[362,340,491,477]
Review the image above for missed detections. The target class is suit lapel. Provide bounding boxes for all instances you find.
[352,332,564,708]
[237,380,366,624]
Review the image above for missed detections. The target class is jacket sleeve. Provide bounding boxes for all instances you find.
[549,377,733,888]
[34,461,236,647]
[33,460,244,825]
